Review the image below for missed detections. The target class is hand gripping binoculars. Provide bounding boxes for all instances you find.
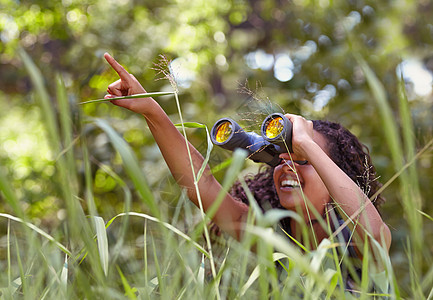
[210,113,292,167]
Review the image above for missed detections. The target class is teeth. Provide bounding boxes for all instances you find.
[281,179,300,188]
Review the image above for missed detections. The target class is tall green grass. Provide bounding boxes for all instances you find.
[0,49,432,299]
[355,54,431,298]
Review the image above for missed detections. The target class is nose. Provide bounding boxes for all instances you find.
[281,159,296,173]
[279,153,307,165]
[280,158,308,173]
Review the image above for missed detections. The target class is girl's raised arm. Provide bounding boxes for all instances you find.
[284,113,391,253]
[103,53,249,239]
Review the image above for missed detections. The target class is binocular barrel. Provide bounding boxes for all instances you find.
[261,113,293,153]
[210,113,293,167]
[210,118,264,151]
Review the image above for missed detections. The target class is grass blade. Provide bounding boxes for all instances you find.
[360,232,370,300]
[60,255,68,290]
[174,122,206,129]
[210,157,233,174]
[0,160,24,218]
[10,277,22,297]
[172,90,220,294]
[151,238,164,297]
[397,72,421,200]
[239,252,288,297]
[355,53,423,275]
[56,74,78,190]
[14,236,26,296]
[18,48,61,153]
[206,149,248,221]
[174,122,213,181]
[93,216,109,276]
[417,210,433,222]
[7,219,11,292]
[427,288,433,300]
[197,254,205,287]
[93,118,159,218]
[0,213,72,256]
[105,212,209,257]
[143,220,148,292]
[79,91,175,105]
[19,47,91,250]
[174,122,213,182]
[81,135,98,217]
[145,277,159,295]
[117,266,138,300]
[95,162,132,265]
[354,53,404,170]
[304,239,335,296]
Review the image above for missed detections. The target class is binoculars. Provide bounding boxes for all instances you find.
[210,113,292,167]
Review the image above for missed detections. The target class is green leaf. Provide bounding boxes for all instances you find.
[360,232,370,300]
[56,74,78,188]
[145,277,159,295]
[196,126,213,182]
[18,48,61,153]
[10,277,22,296]
[93,118,159,218]
[239,252,288,297]
[0,213,72,256]
[105,212,209,257]
[355,54,404,170]
[117,266,138,300]
[210,157,233,174]
[261,209,302,228]
[0,167,23,218]
[151,238,164,296]
[60,255,68,289]
[174,122,206,128]
[174,121,212,183]
[206,148,247,221]
[197,254,205,287]
[417,210,433,222]
[93,216,109,277]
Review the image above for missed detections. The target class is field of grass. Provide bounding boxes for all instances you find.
[0,49,432,299]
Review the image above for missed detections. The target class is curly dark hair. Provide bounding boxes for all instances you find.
[230,120,385,213]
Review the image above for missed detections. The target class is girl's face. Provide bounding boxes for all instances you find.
[273,131,331,218]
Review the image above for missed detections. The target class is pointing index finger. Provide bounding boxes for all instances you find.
[104,52,131,81]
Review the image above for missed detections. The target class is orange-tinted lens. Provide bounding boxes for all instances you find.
[265,117,284,139]
[215,121,233,143]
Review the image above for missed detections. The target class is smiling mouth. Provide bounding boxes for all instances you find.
[280,179,301,188]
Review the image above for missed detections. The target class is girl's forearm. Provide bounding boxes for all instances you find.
[305,140,391,250]
[142,101,208,199]
[141,101,249,238]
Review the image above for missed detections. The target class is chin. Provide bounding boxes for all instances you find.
[278,193,305,211]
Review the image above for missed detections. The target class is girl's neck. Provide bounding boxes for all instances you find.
[289,207,331,250]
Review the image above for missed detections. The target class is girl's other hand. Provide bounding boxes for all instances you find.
[104,52,153,114]
[284,113,315,159]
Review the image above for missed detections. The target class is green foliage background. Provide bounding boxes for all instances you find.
[0,0,433,298]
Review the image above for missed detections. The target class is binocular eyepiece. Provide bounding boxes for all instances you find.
[210,113,292,167]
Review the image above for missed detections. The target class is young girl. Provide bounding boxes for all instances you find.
[102,52,391,274]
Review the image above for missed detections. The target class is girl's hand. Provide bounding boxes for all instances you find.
[104,53,154,114]
[284,113,315,159]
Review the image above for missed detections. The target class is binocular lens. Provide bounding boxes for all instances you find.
[215,121,233,143]
[264,117,284,139]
